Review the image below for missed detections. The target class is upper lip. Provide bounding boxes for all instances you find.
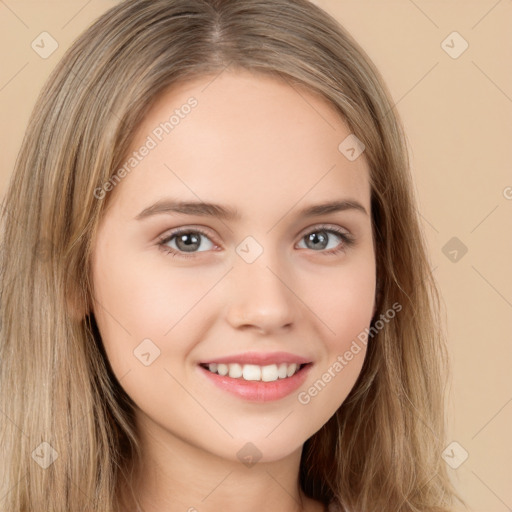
[199,351,312,366]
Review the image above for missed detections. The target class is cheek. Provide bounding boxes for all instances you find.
[298,254,375,405]
[97,260,206,330]
[91,246,215,376]
[307,254,376,349]
[91,260,213,420]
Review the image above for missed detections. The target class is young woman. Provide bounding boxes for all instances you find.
[0,1,465,511]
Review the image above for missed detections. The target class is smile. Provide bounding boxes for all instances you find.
[197,361,313,402]
[199,362,309,382]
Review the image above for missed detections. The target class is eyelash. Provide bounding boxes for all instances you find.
[157,225,355,260]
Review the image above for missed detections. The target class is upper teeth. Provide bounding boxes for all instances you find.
[207,363,301,382]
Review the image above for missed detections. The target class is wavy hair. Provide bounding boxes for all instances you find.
[0,0,466,510]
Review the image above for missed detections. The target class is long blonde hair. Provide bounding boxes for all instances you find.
[0,0,465,510]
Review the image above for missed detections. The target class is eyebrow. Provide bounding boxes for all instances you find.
[134,198,368,221]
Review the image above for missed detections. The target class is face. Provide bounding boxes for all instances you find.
[90,69,376,465]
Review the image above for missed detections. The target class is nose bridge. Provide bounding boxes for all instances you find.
[225,237,296,331]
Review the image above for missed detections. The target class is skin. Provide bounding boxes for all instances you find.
[90,68,376,512]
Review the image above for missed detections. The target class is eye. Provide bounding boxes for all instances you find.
[297,225,355,255]
[157,224,355,260]
[157,228,216,259]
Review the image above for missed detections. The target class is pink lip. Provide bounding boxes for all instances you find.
[197,363,313,402]
[199,351,312,366]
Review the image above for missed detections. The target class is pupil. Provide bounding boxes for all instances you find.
[308,231,327,249]
[177,233,200,252]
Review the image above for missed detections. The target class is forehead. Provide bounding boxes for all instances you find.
[108,69,371,221]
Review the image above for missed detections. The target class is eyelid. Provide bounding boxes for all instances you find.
[157,225,219,250]
[297,224,356,252]
[158,223,352,243]
[157,222,355,258]
[158,225,216,240]
[298,222,352,238]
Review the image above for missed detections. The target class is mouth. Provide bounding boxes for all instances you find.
[197,361,314,401]
[198,362,312,382]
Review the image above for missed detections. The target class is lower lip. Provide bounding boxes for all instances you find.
[197,364,313,402]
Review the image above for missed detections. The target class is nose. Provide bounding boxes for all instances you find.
[225,256,297,334]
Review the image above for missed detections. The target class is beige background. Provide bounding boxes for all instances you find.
[1,1,511,510]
